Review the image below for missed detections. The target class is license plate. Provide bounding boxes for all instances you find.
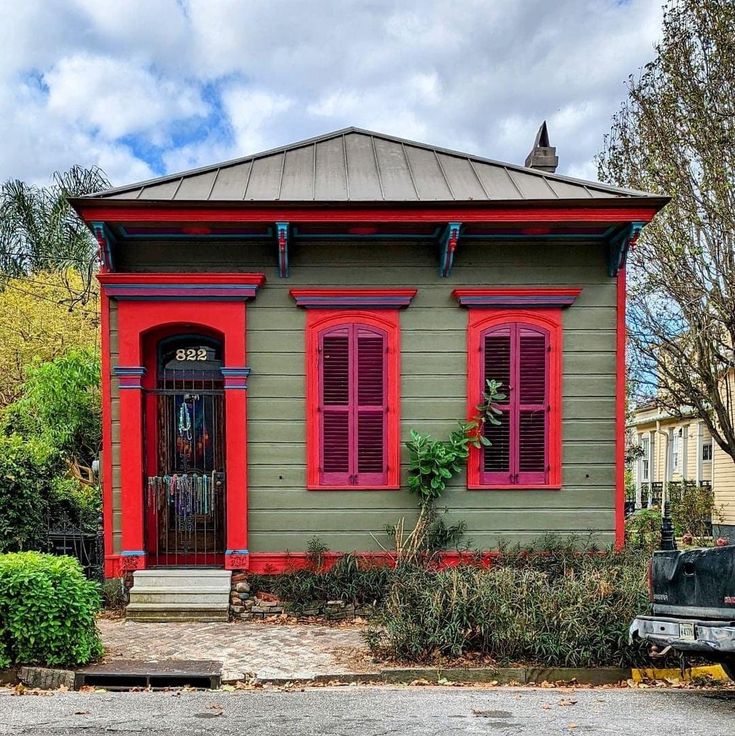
[679,622,696,641]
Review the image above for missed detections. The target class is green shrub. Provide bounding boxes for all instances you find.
[252,553,393,612]
[0,552,103,667]
[368,548,650,668]
[671,485,722,538]
[0,434,58,552]
[625,508,662,552]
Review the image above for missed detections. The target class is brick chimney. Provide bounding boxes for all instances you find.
[525,121,558,173]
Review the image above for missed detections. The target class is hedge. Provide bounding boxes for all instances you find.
[0,552,103,668]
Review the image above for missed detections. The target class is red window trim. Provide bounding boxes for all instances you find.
[305,310,401,490]
[466,308,563,490]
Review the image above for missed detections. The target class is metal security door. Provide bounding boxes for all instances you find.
[145,337,226,566]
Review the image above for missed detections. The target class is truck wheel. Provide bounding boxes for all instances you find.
[720,657,735,681]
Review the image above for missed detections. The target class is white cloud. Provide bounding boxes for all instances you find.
[0,0,664,187]
[45,54,207,141]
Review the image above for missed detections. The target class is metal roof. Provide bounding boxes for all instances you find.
[85,127,659,203]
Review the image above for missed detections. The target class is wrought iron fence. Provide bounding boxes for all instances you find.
[45,510,104,582]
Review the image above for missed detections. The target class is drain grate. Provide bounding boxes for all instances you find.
[75,659,222,690]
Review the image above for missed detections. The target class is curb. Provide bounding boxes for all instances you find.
[228,666,632,687]
[631,665,729,683]
[17,666,75,690]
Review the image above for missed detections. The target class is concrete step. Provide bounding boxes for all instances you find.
[129,592,230,605]
[133,569,232,578]
[126,569,232,623]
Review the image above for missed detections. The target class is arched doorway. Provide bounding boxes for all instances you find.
[144,333,226,566]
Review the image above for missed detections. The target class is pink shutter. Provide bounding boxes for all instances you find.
[355,328,387,484]
[517,327,548,484]
[320,329,351,484]
[481,328,513,484]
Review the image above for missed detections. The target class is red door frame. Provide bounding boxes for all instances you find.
[99,273,264,575]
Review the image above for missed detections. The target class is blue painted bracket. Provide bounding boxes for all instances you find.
[90,221,116,271]
[607,221,644,277]
[276,221,289,278]
[439,221,462,277]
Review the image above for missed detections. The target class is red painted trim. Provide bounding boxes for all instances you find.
[246,550,500,574]
[98,273,266,287]
[77,203,662,225]
[615,269,627,549]
[305,310,401,490]
[290,288,417,309]
[466,308,562,490]
[109,286,257,566]
[99,290,114,577]
[454,288,582,298]
[291,289,417,298]
[104,555,122,578]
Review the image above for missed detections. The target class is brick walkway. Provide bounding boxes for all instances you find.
[97,619,375,682]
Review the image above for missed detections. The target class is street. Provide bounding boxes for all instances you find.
[1,686,734,736]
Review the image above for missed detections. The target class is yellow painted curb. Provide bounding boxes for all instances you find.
[632,665,729,683]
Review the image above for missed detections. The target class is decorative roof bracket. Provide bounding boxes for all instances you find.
[607,221,644,277]
[91,221,116,272]
[439,221,462,277]
[276,221,289,278]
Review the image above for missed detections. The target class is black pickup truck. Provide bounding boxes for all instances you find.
[630,543,735,679]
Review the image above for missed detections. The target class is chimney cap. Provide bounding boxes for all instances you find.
[525,121,558,174]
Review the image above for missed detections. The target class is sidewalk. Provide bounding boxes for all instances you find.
[97,619,375,682]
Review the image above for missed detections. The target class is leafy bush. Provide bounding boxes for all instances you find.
[368,547,651,668]
[0,552,102,668]
[625,508,662,552]
[0,434,58,552]
[0,348,102,550]
[671,485,722,538]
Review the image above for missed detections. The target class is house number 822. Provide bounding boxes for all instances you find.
[175,348,207,361]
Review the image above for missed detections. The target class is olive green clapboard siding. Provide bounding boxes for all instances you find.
[107,238,618,553]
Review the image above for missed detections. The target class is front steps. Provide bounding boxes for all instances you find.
[126,569,231,622]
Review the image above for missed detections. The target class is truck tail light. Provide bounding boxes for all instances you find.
[647,559,654,602]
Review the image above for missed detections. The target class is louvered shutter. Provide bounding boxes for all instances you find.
[319,324,388,486]
[480,323,549,485]
[517,327,548,484]
[355,328,387,484]
[481,328,513,484]
[320,329,351,484]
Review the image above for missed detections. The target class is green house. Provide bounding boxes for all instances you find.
[72,126,666,615]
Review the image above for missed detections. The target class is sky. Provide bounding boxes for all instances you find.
[0,0,664,189]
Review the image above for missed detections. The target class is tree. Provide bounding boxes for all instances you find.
[0,165,110,301]
[0,270,99,406]
[598,0,735,463]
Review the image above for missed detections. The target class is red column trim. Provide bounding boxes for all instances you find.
[99,290,116,577]
[466,309,563,490]
[103,275,264,575]
[305,310,401,490]
[615,269,627,549]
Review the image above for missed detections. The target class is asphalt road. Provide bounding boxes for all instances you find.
[1,686,734,735]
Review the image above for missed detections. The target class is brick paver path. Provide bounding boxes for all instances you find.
[98,619,375,682]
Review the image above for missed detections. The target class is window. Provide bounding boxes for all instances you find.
[304,311,401,489]
[672,428,682,473]
[641,435,650,481]
[702,442,712,461]
[465,310,562,489]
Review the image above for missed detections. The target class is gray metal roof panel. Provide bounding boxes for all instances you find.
[314,137,348,201]
[436,153,487,200]
[209,162,251,200]
[83,127,664,203]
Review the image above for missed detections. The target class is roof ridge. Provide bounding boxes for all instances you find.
[82,126,663,200]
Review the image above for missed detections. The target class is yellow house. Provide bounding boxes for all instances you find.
[628,403,734,538]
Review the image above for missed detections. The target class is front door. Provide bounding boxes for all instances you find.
[145,335,226,566]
